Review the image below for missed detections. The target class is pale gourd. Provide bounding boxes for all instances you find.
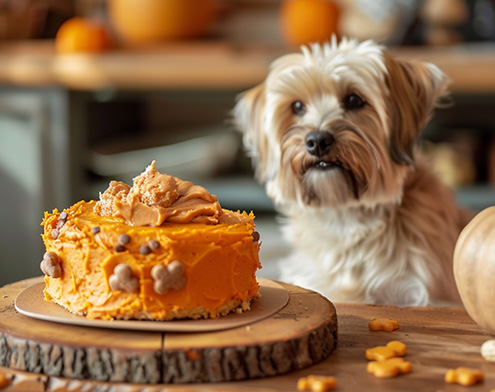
[453,206,495,334]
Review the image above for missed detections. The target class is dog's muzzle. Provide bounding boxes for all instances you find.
[305,131,334,157]
[305,130,336,168]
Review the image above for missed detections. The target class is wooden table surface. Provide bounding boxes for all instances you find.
[0,40,495,93]
[1,278,495,391]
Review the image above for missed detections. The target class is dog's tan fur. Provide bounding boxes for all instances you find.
[234,38,472,305]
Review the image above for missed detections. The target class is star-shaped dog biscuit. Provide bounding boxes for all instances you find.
[367,357,412,378]
[366,341,407,361]
[445,367,484,386]
[369,318,400,331]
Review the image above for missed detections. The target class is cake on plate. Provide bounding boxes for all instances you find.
[40,161,262,320]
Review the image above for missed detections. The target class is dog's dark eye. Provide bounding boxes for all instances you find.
[291,100,306,116]
[343,94,366,110]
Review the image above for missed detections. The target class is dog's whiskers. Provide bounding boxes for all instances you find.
[281,124,313,145]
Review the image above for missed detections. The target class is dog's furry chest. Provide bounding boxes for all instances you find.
[279,206,432,305]
[282,208,388,266]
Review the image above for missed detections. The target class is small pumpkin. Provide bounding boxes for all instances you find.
[107,0,217,45]
[279,0,340,47]
[453,206,495,334]
[55,17,112,54]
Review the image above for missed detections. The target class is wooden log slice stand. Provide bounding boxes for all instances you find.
[0,277,337,385]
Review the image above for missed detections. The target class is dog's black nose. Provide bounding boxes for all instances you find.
[305,131,334,157]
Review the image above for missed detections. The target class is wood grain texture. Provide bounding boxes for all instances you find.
[0,279,164,384]
[0,298,495,390]
[0,41,495,93]
[0,277,337,384]
[161,283,336,383]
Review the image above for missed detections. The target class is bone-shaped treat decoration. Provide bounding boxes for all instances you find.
[40,251,62,278]
[151,260,186,295]
[109,263,139,293]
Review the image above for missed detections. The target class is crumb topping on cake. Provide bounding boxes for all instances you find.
[94,161,222,226]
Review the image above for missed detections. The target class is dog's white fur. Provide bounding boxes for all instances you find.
[234,37,471,306]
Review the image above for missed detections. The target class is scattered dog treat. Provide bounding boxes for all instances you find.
[366,340,410,379]
[109,263,139,293]
[297,375,337,392]
[369,318,399,331]
[481,339,495,362]
[445,367,484,386]
[366,341,407,361]
[367,357,412,378]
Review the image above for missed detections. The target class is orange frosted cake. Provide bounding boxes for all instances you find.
[40,162,262,320]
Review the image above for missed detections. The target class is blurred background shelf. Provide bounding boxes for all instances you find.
[1,40,495,287]
[1,0,495,286]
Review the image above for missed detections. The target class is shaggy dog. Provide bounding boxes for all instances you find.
[234,38,471,306]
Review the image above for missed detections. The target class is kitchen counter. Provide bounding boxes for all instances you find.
[1,40,495,93]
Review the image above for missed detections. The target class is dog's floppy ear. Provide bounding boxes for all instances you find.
[233,83,272,182]
[384,53,450,165]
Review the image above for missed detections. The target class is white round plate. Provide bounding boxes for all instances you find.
[14,278,289,333]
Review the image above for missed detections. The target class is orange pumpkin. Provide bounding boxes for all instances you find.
[280,0,340,47]
[55,17,112,54]
[107,0,217,45]
[453,206,495,334]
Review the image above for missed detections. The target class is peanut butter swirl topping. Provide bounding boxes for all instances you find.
[94,161,222,226]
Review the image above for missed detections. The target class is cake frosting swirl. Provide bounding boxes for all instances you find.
[40,162,262,320]
[95,161,222,225]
